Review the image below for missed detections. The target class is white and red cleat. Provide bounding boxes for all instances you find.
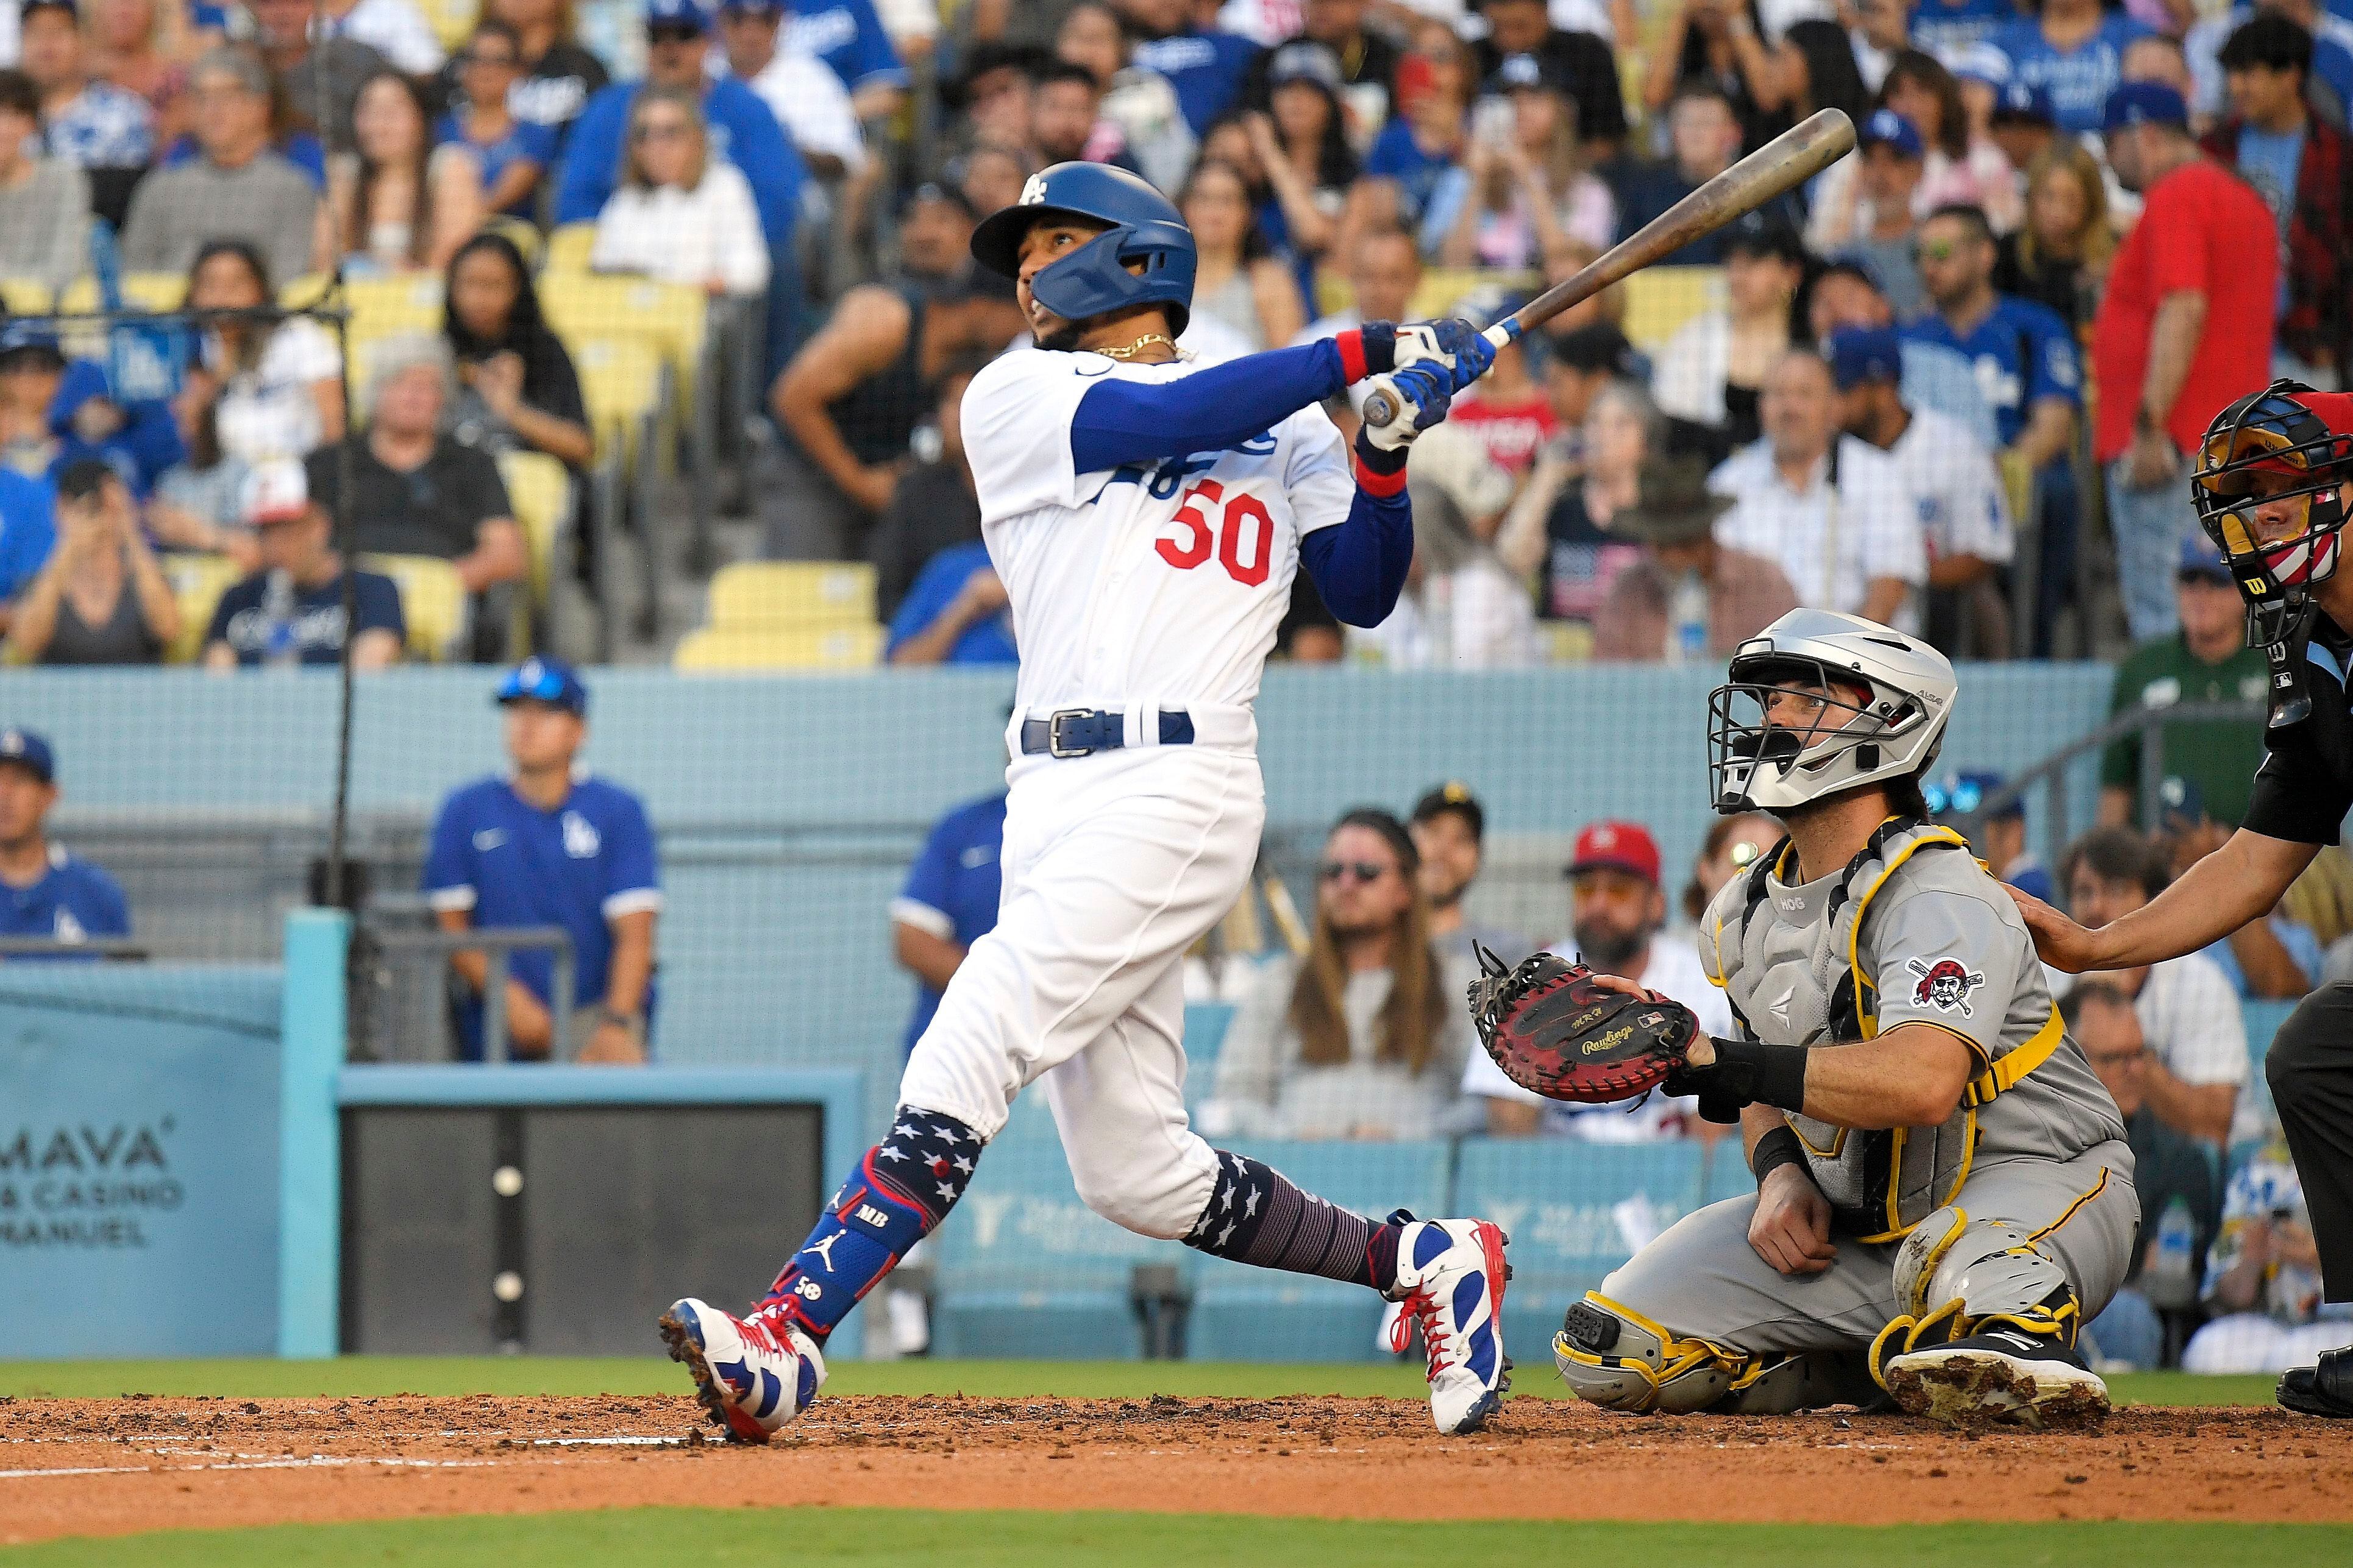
[1386,1215,1511,1435]
[658,1297,826,1443]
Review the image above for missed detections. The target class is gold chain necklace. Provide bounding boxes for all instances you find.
[1095,334,1177,360]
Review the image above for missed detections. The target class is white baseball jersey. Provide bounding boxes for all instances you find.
[959,347,1356,716]
[1888,406,2014,567]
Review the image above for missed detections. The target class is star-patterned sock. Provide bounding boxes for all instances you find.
[1182,1151,1401,1291]
[755,1105,983,1339]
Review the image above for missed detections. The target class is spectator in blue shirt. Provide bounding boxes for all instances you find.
[555,0,807,372]
[1905,202,2082,651]
[203,458,406,670]
[890,789,1008,1054]
[0,467,58,633]
[438,20,558,220]
[20,0,152,227]
[1928,769,2054,904]
[0,325,185,499]
[423,659,661,1063]
[886,541,1017,665]
[1996,0,2151,135]
[1120,0,1261,137]
[0,727,130,953]
[1804,258,2000,452]
[1913,0,2021,62]
[786,0,908,117]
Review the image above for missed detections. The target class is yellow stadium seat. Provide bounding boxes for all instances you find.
[1621,266,1726,351]
[360,552,469,662]
[55,272,188,314]
[572,335,666,466]
[160,552,244,665]
[421,0,480,53]
[341,275,445,341]
[279,274,333,311]
[0,277,50,314]
[1407,268,1536,321]
[543,224,596,274]
[672,624,885,671]
[539,272,707,415]
[498,449,572,603]
[483,215,543,268]
[707,561,877,632]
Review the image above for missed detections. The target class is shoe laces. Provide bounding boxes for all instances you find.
[1390,1283,1454,1376]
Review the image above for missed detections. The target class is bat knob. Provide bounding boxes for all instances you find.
[1362,383,1399,428]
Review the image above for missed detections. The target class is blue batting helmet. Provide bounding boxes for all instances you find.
[969,162,1195,336]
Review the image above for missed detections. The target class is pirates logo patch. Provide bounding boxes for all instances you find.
[1907,956,1985,1017]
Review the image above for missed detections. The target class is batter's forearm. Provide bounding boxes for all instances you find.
[1300,459,1413,626]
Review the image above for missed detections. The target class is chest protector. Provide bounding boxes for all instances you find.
[1721,817,1978,1243]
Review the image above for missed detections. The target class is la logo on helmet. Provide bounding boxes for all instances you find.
[1020,174,1048,206]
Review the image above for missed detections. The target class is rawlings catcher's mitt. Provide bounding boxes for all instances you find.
[1465,945,1702,1104]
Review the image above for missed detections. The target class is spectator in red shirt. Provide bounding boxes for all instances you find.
[1444,297,1556,477]
[2094,82,2279,643]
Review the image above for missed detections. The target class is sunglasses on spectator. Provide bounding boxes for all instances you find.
[646,21,703,44]
[632,121,692,143]
[461,50,519,68]
[1320,860,1392,884]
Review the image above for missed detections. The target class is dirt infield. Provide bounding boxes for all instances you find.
[3,1392,2349,1544]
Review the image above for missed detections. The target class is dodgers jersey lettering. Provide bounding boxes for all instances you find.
[959,347,1354,714]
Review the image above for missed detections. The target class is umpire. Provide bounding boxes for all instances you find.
[2013,381,2353,1418]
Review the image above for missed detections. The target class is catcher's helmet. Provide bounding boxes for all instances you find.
[970,161,1195,336]
[2193,380,2353,614]
[1708,610,1956,815]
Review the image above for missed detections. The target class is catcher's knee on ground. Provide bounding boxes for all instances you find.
[1868,1205,2084,1383]
[1553,1293,1803,1413]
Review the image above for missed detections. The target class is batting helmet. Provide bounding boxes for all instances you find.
[970,161,1196,336]
[1707,610,1956,815]
[2193,380,2353,629]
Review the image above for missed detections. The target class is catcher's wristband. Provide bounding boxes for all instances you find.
[1749,1124,1808,1186]
[1679,1036,1808,1116]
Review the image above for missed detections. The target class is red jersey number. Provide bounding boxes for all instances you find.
[1156,480,1275,587]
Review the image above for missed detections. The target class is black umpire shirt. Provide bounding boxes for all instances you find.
[2245,619,2353,845]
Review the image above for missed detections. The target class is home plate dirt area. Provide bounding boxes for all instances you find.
[4,1393,2351,1543]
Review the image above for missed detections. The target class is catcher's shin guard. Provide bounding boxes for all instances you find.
[1868,1205,2084,1390]
[1553,1294,1753,1413]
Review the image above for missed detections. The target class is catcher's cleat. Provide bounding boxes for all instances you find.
[1386,1213,1511,1435]
[659,1297,825,1443]
[2279,1346,2353,1419]
[1882,1327,2108,1430]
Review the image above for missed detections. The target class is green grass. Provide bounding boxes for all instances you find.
[0,1357,2279,1408]
[5,1511,2348,1567]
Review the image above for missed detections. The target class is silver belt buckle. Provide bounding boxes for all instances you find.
[1047,708,1092,758]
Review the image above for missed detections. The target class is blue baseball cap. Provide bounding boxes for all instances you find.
[1861,108,1924,160]
[645,0,711,33]
[0,321,64,365]
[2180,530,2234,580]
[1827,324,1903,391]
[2104,80,2188,135]
[495,658,589,717]
[717,0,781,13]
[1946,42,2011,90]
[1991,80,2055,126]
[0,726,55,783]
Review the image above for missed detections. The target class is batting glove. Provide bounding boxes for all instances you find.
[1359,361,1454,455]
[1394,319,1497,394]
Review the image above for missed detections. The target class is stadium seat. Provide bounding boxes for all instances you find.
[277,274,333,311]
[542,223,596,275]
[497,450,572,608]
[572,335,667,466]
[483,215,543,268]
[360,552,469,662]
[1406,268,1536,321]
[159,552,244,664]
[54,272,187,314]
[707,561,877,632]
[671,625,885,671]
[1184,1139,1452,1361]
[0,276,49,314]
[1621,266,1725,351]
[1452,1137,1706,1361]
[931,1094,1175,1359]
[538,274,706,411]
[422,0,482,55]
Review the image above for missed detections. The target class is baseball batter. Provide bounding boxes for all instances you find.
[1545,612,2139,1425]
[660,164,1514,1439]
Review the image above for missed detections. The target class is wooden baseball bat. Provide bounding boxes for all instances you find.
[1361,107,1856,430]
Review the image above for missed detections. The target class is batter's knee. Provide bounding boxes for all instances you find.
[1066,1138,1218,1241]
[1552,1293,1757,1414]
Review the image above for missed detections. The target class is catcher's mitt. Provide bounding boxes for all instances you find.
[1465,945,1702,1104]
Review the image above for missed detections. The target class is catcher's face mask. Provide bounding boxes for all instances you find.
[2196,381,2353,622]
[1709,657,1923,814]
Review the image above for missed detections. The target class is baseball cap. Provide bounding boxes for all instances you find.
[1945,41,2012,89]
[1991,80,2056,127]
[1827,324,1903,391]
[2103,80,2188,135]
[2157,775,2210,834]
[1722,209,1806,266]
[1861,108,1926,161]
[644,0,710,35]
[2179,530,2233,580]
[0,726,55,784]
[19,0,77,21]
[0,321,63,368]
[1409,781,1485,842]
[241,457,311,525]
[1566,821,1661,885]
[904,179,980,222]
[717,0,781,13]
[1610,455,1732,546]
[1543,321,1634,377]
[56,456,118,505]
[1489,50,1573,98]
[1269,40,1344,93]
[496,657,589,717]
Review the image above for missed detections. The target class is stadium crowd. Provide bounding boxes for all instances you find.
[0,0,2346,1371]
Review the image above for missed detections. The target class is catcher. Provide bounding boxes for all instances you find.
[1472,609,2138,1425]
